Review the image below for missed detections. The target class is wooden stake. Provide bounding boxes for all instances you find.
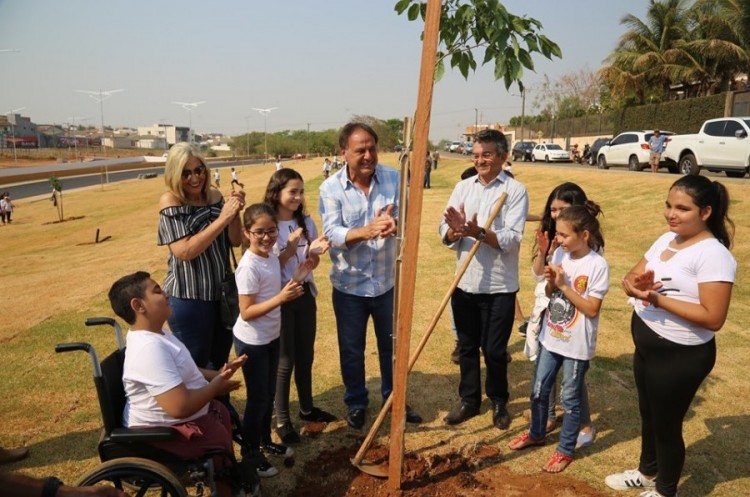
[387,0,442,490]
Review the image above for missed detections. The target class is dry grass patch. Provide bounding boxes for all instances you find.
[1,156,748,496]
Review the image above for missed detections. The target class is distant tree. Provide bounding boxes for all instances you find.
[600,0,693,106]
[688,0,750,93]
[351,115,402,151]
[395,0,562,90]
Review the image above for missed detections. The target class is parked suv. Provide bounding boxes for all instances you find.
[586,137,610,166]
[511,141,537,161]
[596,130,674,171]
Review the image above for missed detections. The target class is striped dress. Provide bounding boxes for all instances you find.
[158,198,230,301]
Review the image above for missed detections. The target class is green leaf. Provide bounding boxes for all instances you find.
[458,53,470,79]
[407,3,419,21]
[518,49,534,71]
[394,0,411,15]
[434,59,446,82]
[494,54,507,80]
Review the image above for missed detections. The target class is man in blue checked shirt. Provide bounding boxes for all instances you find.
[439,129,529,431]
[319,122,422,430]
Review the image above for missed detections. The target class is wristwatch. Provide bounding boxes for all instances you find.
[476,227,487,242]
[42,477,63,497]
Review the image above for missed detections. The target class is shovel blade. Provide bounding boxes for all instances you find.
[350,457,389,478]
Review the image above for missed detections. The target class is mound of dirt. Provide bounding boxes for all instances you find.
[292,443,608,496]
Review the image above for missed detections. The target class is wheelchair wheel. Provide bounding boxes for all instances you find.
[75,457,188,497]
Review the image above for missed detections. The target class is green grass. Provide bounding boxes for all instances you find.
[1,156,748,495]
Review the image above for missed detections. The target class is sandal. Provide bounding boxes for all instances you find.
[542,451,573,473]
[508,432,545,450]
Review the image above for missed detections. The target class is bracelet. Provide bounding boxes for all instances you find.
[42,477,63,497]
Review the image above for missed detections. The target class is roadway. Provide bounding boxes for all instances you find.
[2,158,264,200]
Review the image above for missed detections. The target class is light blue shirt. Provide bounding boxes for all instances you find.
[319,164,399,297]
[649,134,667,153]
[439,171,528,294]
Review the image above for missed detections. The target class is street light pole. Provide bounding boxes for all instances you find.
[251,107,278,164]
[75,88,124,161]
[172,101,206,144]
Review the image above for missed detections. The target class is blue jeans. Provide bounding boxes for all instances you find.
[530,344,589,457]
[168,297,232,370]
[331,287,394,410]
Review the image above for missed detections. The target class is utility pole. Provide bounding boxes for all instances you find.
[243,116,252,157]
[306,122,311,157]
[474,108,478,137]
[520,88,526,143]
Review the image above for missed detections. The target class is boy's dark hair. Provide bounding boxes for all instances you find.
[108,271,151,325]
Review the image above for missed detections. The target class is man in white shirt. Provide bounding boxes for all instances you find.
[439,129,529,430]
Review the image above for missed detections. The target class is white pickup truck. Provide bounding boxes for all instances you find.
[663,117,750,178]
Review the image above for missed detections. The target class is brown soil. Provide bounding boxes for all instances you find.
[291,443,608,497]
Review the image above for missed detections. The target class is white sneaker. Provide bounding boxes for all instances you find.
[639,491,671,497]
[605,469,656,490]
[576,426,596,448]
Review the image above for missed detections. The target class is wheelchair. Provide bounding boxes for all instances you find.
[56,317,261,497]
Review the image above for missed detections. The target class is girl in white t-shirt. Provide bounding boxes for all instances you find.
[525,183,597,445]
[233,203,306,478]
[263,169,333,445]
[510,203,609,474]
[606,175,736,497]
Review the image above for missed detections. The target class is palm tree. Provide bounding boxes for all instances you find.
[601,0,694,106]
[689,0,750,92]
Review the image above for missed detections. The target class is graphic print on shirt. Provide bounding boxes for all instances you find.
[547,275,588,341]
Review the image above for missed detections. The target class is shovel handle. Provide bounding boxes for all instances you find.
[352,192,508,466]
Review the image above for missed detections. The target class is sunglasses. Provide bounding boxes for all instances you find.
[182,164,207,180]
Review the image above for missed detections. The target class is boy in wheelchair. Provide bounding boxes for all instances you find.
[108,271,252,497]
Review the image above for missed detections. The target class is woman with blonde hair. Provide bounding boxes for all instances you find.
[158,142,245,371]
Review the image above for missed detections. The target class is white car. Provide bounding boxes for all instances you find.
[531,143,570,162]
[596,130,675,171]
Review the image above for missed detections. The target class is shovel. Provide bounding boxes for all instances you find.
[351,192,508,477]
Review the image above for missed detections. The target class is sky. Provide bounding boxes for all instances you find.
[1,1,641,142]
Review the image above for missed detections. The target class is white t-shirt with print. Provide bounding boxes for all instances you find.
[634,232,736,345]
[540,247,610,361]
[233,250,282,345]
[123,329,209,427]
[273,216,318,296]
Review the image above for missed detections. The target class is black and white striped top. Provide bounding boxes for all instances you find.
[158,198,229,301]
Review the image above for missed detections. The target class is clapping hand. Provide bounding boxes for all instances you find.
[308,235,330,256]
[292,259,315,283]
[377,204,397,237]
[544,263,565,289]
[444,203,468,235]
[622,269,662,300]
[280,279,304,302]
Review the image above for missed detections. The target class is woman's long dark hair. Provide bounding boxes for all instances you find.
[671,175,734,248]
[263,168,311,244]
